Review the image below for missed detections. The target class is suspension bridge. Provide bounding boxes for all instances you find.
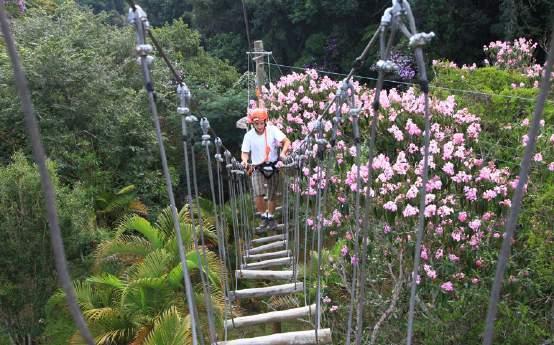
[1,0,553,344]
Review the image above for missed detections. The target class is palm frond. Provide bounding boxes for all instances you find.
[95,328,135,345]
[129,199,148,216]
[267,295,300,311]
[143,306,188,345]
[130,324,153,345]
[94,235,153,267]
[128,249,173,279]
[87,273,125,290]
[115,215,163,248]
[83,307,118,321]
[167,250,224,289]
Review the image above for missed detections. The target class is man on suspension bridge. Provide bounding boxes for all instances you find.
[241,107,290,230]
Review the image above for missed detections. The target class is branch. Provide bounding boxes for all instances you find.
[370,248,404,345]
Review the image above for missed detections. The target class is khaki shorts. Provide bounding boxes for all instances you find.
[251,169,280,200]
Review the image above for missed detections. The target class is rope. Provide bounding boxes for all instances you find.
[482,27,554,345]
[128,7,201,344]
[184,117,218,344]
[405,16,433,345]
[0,4,95,345]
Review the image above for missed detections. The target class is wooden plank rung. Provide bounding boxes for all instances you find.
[245,250,291,262]
[247,240,286,255]
[228,282,303,301]
[215,328,332,345]
[224,304,315,329]
[252,234,285,244]
[235,269,295,280]
[241,256,291,270]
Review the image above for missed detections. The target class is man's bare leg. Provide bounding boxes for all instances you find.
[268,200,277,214]
[255,196,266,214]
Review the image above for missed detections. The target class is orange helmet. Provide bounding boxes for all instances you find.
[247,108,268,123]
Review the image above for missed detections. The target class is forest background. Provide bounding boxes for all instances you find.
[0,0,553,344]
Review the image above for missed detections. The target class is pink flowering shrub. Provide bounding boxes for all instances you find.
[261,70,521,293]
[483,38,538,73]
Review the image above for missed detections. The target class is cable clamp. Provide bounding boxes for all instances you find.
[127,5,149,27]
[185,115,198,123]
[409,32,435,48]
[380,7,393,26]
[316,138,328,146]
[136,56,154,66]
[177,106,190,115]
[349,107,361,117]
[136,44,153,55]
[376,59,398,72]
[214,137,223,151]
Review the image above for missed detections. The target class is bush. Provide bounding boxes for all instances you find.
[0,152,96,342]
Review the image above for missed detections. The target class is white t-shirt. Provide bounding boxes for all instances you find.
[241,124,286,165]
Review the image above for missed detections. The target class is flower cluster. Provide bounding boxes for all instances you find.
[483,37,538,72]
[261,69,522,293]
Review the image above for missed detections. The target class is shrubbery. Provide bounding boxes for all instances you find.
[257,37,553,343]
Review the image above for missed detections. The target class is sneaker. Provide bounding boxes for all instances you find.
[265,217,277,230]
[256,214,268,231]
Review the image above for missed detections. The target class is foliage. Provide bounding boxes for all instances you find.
[44,204,225,345]
[258,35,553,342]
[1,1,247,217]
[0,152,96,343]
[95,184,148,228]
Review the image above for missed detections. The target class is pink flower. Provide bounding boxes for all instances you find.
[464,186,478,201]
[458,212,468,222]
[522,134,529,146]
[423,264,437,279]
[383,201,398,212]
[424,204,437,218]
[306,218,314,226]
[331,209,342,225]
[452,133,465,145]
[435,248,444,259]
[330,305,338,312]
[442,162,455,176]
[440,281,454,292]
[549,162,554,171]
[469,219,481,231]
[451,228,463,242]
[421,246,429,260]
[471,277,480,284]
[475,259,483,268]
[349,145,358,157]
[345,231,353,240]
[405,119,422,136]
[351,255,359,266]
[323,296,331,303]
[402,204,419,217]
[534,153,543,162]
[448,254,460,262]
[341,245,349,257]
